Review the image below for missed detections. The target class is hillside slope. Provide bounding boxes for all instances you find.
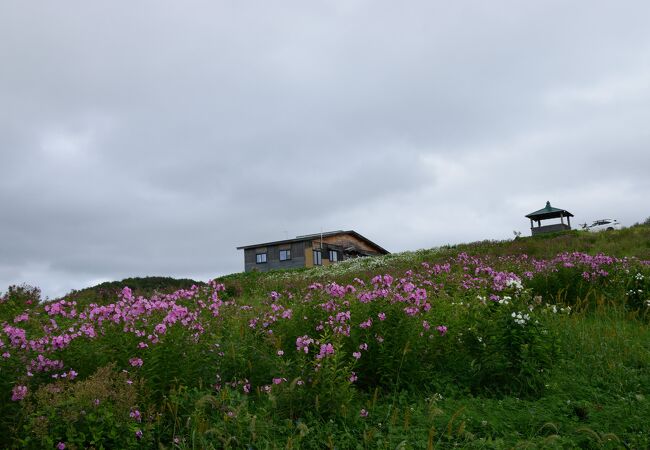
[2,224,649,449]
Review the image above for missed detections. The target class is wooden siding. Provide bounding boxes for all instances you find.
[321,233,383,255]
[304,245,314,268]
[244,243,307,272]
[530,223,571,236]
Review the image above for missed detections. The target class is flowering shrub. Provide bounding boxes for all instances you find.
[623,272,650,313]
[19,364,151,449]
[0,248,648,447]
[0,284,41,323]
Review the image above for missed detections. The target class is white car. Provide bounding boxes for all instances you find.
[581,219,622,232]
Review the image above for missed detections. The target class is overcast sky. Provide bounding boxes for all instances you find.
[1,1,649,299]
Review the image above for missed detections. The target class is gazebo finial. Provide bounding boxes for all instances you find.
[545,201,551,208]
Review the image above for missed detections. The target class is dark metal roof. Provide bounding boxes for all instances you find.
[525,201,574,220]
[236,230,390,254]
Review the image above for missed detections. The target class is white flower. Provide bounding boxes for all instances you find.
[506,278,523,291]
[513,310,531,326]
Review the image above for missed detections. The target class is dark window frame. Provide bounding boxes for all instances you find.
[328,250,338,262]
[313,249,322,266]
[256,253,267,264]
[279,249,291,261]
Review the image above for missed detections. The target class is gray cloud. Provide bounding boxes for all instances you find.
[1,0,649,298]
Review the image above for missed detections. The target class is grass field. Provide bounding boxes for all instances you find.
[2,226,649,449]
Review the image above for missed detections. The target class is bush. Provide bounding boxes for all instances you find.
[0,284,41,322]
[20,364,152,449]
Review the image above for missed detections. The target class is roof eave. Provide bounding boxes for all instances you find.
[236,236,308,250]
[525,211,575,219]
[237,230,390,254]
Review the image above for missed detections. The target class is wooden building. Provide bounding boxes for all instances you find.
[236,230,389,272]
[526,201,574,236]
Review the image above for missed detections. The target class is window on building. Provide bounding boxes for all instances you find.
[279,249,291,261]
[328,250,338,262]
[256,253,267,264]
[313,249,322,266]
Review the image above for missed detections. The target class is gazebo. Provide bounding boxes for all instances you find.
[525,201,574,236]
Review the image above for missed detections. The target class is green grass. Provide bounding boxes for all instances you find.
[155,305,650,449]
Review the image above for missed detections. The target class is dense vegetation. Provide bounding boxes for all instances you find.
[2,225,650,449]
[60,276,205,307]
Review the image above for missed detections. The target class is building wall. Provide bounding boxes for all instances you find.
[304,245,313,268]
[244,241,307,272]
[530,223,571,236]
[306,241,336,268]
[241,233,385,272]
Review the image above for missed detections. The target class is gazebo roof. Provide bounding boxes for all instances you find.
[525,201,574,220]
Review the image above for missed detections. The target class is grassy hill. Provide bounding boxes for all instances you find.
[60,276,205,306]
[1,224,649,449]
[218,225,650,300]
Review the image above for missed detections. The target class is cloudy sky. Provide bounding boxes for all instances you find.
[1,1,649,299]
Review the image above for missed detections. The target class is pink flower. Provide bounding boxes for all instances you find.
[57,442,66,450]
[13,313,29,323]
[317,343,335,359]
[277,350,284,356]
[11,385,27,401]
[296,335,314,354]
[359,318,373,329]
[135,429,143,439]
[129,357,144,367]
[404,306,419,317]
[352,351,362,359]
[130,409,142,422]
[360,409,369,418]
[377,312,386,321]
[436,325,448,336]
[121,286,133,301]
